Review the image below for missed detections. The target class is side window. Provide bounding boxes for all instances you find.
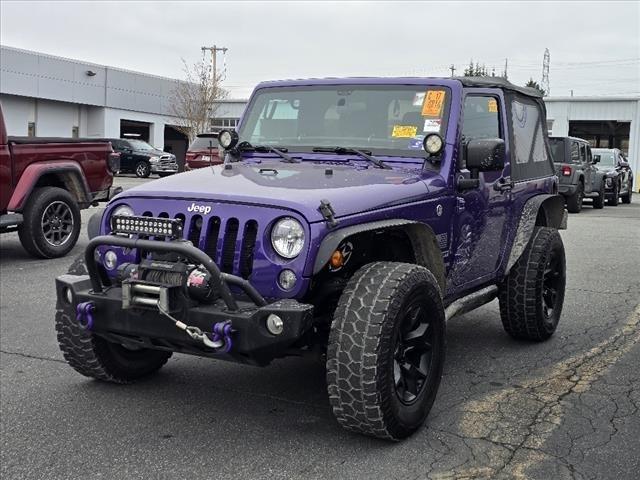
[586,146,593,163]
[570,141,580,163]
[579,144,587,163]
[462,95,501,141]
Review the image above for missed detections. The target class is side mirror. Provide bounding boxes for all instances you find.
[592,155,600,164]
[466,138,505,172]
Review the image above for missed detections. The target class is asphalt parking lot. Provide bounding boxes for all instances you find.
[1,175,638,480]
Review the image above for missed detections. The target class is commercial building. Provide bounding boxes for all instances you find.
[0,45,247,167]
[545,96,639,189]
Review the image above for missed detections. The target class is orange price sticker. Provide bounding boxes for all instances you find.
[488,98,498,113]
[422,90,446,117]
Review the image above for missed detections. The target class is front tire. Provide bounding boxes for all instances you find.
[18,187,81,258]
[499,227,566,341]
[593,182,605,209]
[135,161,151,178]
[327,262,446,440]
[566,182,583,213]
[608,181,619,206]
[56,256,172,383]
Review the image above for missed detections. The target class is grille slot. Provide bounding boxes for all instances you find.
[188,215,203,247]
[221,218,239,273]
[204,216,221,262]
[239,220,258,279]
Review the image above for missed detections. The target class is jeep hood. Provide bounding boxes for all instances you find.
[116,160,443,223]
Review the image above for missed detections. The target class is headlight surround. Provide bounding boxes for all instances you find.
[112,204,134,218]
[605,177,613,187]
[148,156,160,163]
[271,217,305,259]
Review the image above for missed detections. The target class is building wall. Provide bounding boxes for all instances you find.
[545,97,640,190]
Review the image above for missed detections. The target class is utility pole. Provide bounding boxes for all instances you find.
[449,64,456,77]
[503,58,508,79]
[541,48,550,96]
[201,45,228,81]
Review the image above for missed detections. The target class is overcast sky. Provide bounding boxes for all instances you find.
[1,1,638,99]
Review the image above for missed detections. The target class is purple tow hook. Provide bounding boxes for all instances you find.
[76,302,95,330]
[211,321,234,353]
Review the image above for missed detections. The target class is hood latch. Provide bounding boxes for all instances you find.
[319,199,339,229]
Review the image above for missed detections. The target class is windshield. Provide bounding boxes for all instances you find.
[237,85,451,159]
[592,150,616,166]
[190,136,219,151]
[126,139,156,151]
[549,138,565,163]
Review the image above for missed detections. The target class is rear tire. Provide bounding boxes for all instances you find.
[327,262,445,440]
[593,182,605,209]
[135,161,151,178]
[621,179,632,204]
[56,256,172,383]
[18,187,81,258]
[566,182,583,213]
[499,227,566,341]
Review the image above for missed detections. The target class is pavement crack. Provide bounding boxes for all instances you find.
[0,349,66,364]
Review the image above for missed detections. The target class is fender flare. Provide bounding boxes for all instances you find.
[312,219,446,294]
[7,160,92,211]
[505,194,566,275]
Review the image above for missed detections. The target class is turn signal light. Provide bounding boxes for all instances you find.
[330,250,344,269]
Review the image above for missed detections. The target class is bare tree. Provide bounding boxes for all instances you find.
[168,59,228,143]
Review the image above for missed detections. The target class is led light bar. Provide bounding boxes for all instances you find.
[111,215,183,239]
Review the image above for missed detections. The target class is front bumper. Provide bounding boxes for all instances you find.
[150,162,179,173]
[55,236,314,365]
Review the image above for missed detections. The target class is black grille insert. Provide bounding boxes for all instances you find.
[239,220,258,279]
[221,218,239,273]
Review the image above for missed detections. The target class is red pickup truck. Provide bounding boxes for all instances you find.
[0,105,121,258]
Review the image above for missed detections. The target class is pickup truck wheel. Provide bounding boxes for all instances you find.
[18,187,81,258]
[55,256,172,383]
[135,161,151,178]
[608,182,619,206]
[566,182,583,213]
[621,180,632,204]
[327,262,445,440]
[499,227,566,341]
[593,182,605,209]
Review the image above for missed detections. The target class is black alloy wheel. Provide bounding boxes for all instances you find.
[41,200,75,247]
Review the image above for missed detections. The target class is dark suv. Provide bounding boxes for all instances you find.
[592,148,634,205]
[549,136,606,212]
[55,77,568,440]
[107,138,178,178]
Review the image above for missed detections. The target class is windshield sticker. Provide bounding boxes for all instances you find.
[488,98,498,113]
[413,92,426,106]
[392,125,418,138]
[408,138,424,150]
[423,118,442,132]
[422,90,446,117]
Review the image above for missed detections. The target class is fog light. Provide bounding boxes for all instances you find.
[266,314,284,335]
[63,287,73,305]
[278,269,297,290]
[104,250,118,270]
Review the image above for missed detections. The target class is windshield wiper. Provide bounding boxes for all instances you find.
[312,146,391,169]
[238,142,298,163]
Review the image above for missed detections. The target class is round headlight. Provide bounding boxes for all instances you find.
[271,217,305,259]
[112,204,134,218]
[104,250,118,270]
[423,133,444,155]
[218,129,239,150]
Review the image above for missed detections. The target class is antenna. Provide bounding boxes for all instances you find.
[542,48,550,96]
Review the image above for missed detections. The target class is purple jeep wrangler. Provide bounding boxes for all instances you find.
[55,77,568,440]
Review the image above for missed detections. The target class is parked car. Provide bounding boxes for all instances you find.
[55,76,567,441]
[185,133,221,170]
[106,138,178,178]
[549,136,606,212]
[0,105,120,258]
[592,148,634,205]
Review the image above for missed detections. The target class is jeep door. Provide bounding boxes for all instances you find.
[447,91,511,294]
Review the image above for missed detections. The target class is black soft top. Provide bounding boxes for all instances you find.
[455,76,543,98]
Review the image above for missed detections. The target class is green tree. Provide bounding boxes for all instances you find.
[525,78,546,96]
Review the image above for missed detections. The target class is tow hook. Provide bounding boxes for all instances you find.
[76,302,95,330]
[158,304,234,353]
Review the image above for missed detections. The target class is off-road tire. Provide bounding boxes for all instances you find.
[566,181,583,213]
[593,182,605,209]
[56,255,172,383]
[135,160,151,178]
[608,181,619,206]
[18,187,81,258]
[621,179,632,204]
[499,227,566,341]
[327,262,446,440]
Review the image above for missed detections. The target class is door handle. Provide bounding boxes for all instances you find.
[493,176,514,193]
